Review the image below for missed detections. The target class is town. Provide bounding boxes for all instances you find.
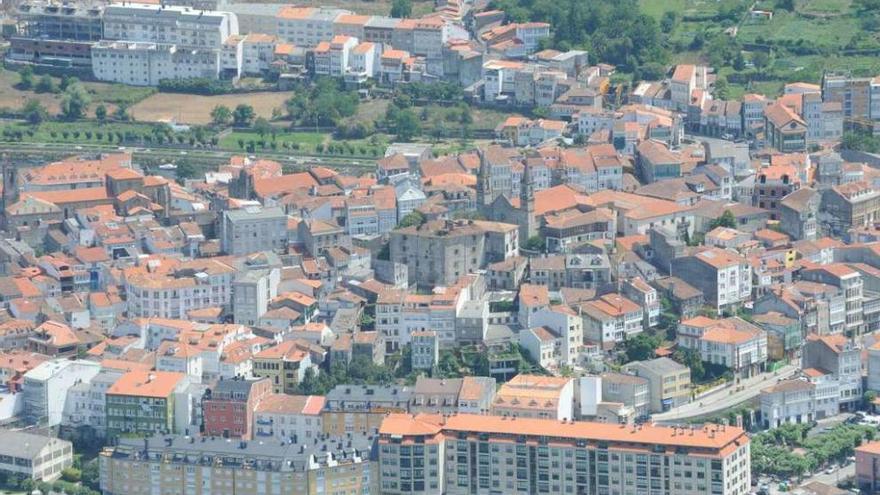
[0,0,879,494]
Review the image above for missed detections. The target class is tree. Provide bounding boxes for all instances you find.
[709,210,737,230]
[391,0,412,18]
[391,108,421,141]
[61,467,81,483]
[17,66,33,90]
[733,52,746,71]
[753,51,771,71]
[523,235,546,252]
[777,0,795,11]
[673,347,705,382]
[253,117,272,139]
[95,104,107,122]
[660,11,679,32]
[210,104,232,126]
[113,104,130,122]
[60,83,91,120]
[232,104,255,126]
[397,210,426,228]
[714,76,730,100]
[35,74,56,93]
[624,332,662,361]
[22,99,48,126]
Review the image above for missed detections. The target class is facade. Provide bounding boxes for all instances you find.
[759,378,837,428]
[105,370,188,438]
[221,206,288,255]
[802,334,862,411]
[23,358,101,426]
[492,374,574,420]
[671,248,752,312]
[601,372,650,419]
[857,441,880,495]
[378,413,751,495]
[100,434,377,495]
[253,393,325,442]
[411,330,439,370]
[0,431,73,482]
[202,377,272,440]
[623,357,691,413]
[91,41,222,86]
[322,384,411,436]
[390,219,519,287]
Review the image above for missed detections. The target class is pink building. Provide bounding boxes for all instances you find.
[202,377,272,440]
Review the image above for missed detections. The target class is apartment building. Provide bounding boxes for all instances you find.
[252,340,315,394]
[822,181,880,237]
[220,206,288,255]
[91,41,222,86]
[822,73,873,120]
[759,378,837,428]
[764,103,807,152]
[202,377,272,440]
[677,317,768,379]
[857,441,880,494]
[378,413,751,495]
[322,384,411,436]
[803,334,862,411]
[124,258,235,319]
[276,6,350,47]
[492,374,574,420]
[601,372,650,419]
[8,1,104,67]
[411,330,439,370]
[313,35,358,76]
[103,3,237,48]
[253,393,325,442]
[623,357,692,413]
[23,358,101,426]
[801,264,864,336]
[105,370,189,438]
[100,434,377,495]
[62,368,124,438]
[579,293,644,349]
[390,219,518,287]
[672,248,752,312]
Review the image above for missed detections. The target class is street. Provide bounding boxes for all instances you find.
[653,364,799,423]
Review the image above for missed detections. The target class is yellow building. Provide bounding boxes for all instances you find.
[252,340,314,394]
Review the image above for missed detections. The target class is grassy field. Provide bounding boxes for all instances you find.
[0,68,154,117]
[215,129,390,156]
[130,91,292,125]
[1,121,156,143]
[736,11,860,49]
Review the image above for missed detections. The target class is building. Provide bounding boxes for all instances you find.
[221,206,288,255]
[62,368,124,439]
[759,378,836,428]
[9,1,104,67]
[0,431,72,482]
[822,181,880,237]
[105,370,189,438]
[764,103,807,152]
[377,413,751,495]
[579,293,644,349]
[802,334,862,411]
[601,372,650,419]
[390,219,519,287]
[253,393,325,442]
[202,377,272,440]
[123,258,235,320]
[677,317,768,378]
[23,358,101,426]
[410,330,439,370]
[623,357,691,413]
[801,264,864,337]
[100,433,377,495]
[492,374,574,420]
[671,248,752,312]
[102,3,238,48]
[322,384,411,436]
[857,441,880,494]
[252,341,315,394]
[778,187,820,241]
[91,41,223,86]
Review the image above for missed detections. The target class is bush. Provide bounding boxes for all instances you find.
[158,78,236,95]
[61,467,82,483]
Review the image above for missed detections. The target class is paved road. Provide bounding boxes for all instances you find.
[653,364,799,423]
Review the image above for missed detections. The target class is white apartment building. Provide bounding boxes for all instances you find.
[91,41,221,86]
[519,326,563,370]
[23,359,101,426]
[760,379,818,429]
[242,33,277,74]
[102,3,238,48]
[276,6,350,47]
[678,316,768,378]
[580,293,644,349]
[314,35,358,77]
[347,41,378,82]
[0,431,73,482]
[530,305,583,366]
[672,247,753,312]
[62,369,124,437]
[124,260,235,320]
[253,394,324,442]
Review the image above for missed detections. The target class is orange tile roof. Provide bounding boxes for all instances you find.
[380,413,747,451]
[255,393,325,415]
[25,188,109,205]
[106,370,185,398]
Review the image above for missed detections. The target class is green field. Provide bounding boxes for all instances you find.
[218,129,389,157]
